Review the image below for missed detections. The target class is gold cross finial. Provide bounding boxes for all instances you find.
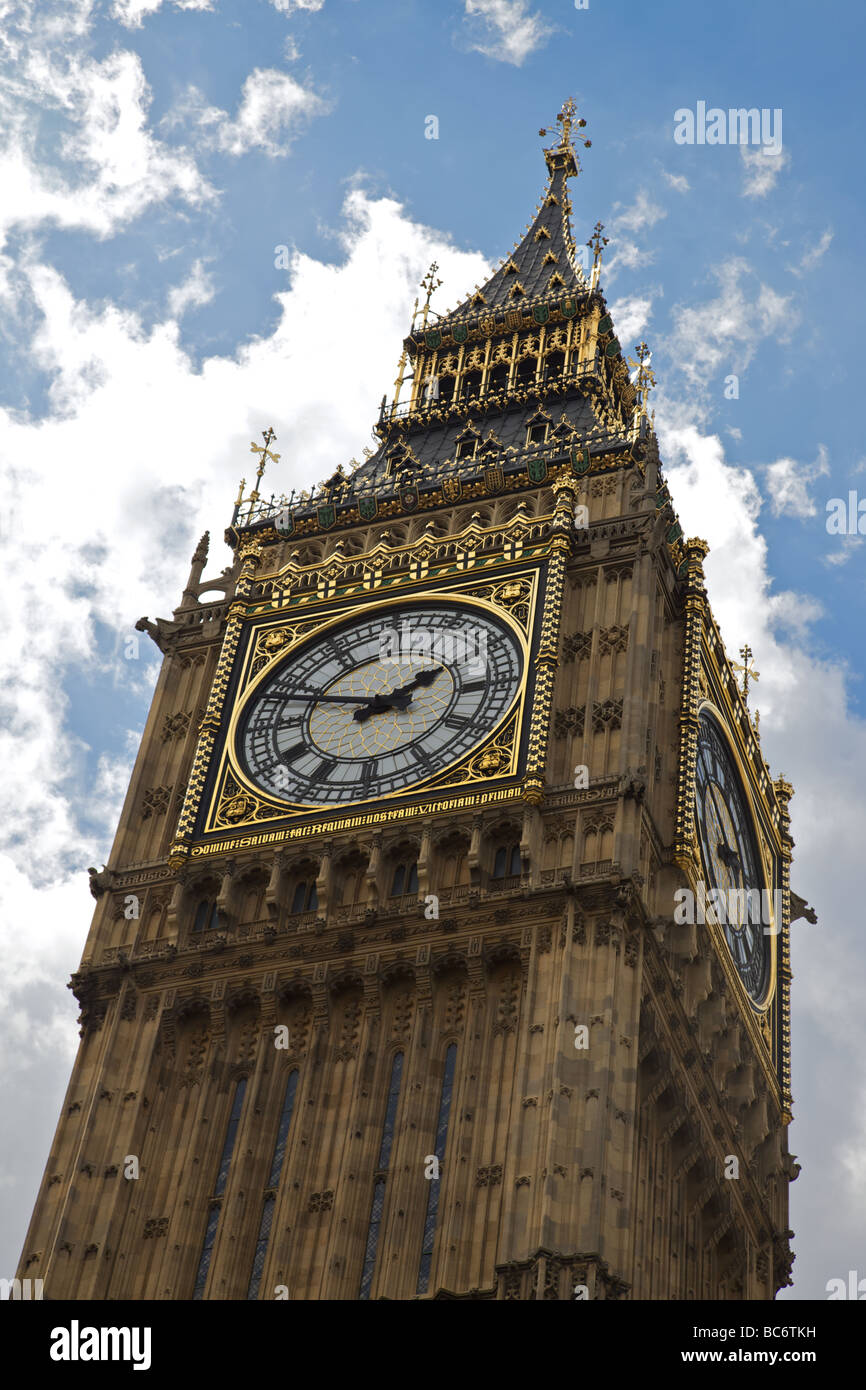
[732,644,760,702]
[414,261,443,330]
[248,426,280,502]
[587,220,608,268]
[587,220,608,286]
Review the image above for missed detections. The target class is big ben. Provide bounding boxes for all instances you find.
[17,103,802,1301]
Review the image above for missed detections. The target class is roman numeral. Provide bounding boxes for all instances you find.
[360,760,376,791]
[462,679,486,693]
[282,742,307,762]
[311,757,336,780]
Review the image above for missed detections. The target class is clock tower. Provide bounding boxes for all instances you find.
[18,104,803,1300]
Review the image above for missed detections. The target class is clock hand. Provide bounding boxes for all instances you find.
[352,690,410,723]
[716,838,740,870]
[278,690,391,707]
[352,668,438,723]
[389,668,439,699]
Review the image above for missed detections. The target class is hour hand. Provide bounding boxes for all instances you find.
[717,839,739,870]
[352,668,438,723]
[390,668,439,699]
[352,691,410,723]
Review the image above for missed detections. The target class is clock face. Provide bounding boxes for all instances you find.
[694,710,770,1004]
[237,602,523,806]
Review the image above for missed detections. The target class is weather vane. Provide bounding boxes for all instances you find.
[732,644,760,702]
[627,341,656,414]
[248,426,280,502]
[413,261,443,331]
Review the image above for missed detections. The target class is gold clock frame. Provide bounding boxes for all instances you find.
[199,571,541,838]
[692,698,779,1016]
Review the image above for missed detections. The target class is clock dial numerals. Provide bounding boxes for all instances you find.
[239,603,523,806]
[694,711,770,1004]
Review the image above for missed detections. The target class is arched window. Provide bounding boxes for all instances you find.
[515,357,536,388]
[193,898,220,933]
[290,880,318,914]
[390,861,419,897]
[438,375,456,404]
[489,362,509,393]
[492,844,521,879]
[545,350,565,381]
[460,370,482,400]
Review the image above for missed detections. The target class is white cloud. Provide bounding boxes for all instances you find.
[605,239,648,276]
[662,170,690,193]
[609,293,654,345]
[111,0,215,27]
[0,47,215,261]
[271,0,325,12]
[788,228,833,278]
[614,189,667,234]
[166,257,215,318]
[765,446,830,519]
[740,144,791,198]
[823,534,864,567]
[603,192,667,282]
[668,257,794,392]
[462,0,552,66]
[167,69,327,157]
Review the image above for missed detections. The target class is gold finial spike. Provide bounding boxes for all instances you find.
[414,261,443,331]
[248,426,280,502]
[539,99,591,175]
[732,644,760,702]
[391,345,409,416]
[587,220,609,287]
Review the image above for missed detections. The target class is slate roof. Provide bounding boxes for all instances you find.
[345,394,598,495]
[434,157,587,328]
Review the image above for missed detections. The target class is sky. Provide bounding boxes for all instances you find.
[0,0,864,1301]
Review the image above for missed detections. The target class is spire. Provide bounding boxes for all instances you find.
[181,530,209,608]
[430,100,592,331]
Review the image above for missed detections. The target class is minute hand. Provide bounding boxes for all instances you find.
[278,690,394,706]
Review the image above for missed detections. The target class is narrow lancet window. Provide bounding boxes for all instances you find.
[359,1051,404,1300]
[247,1070,299,1300]
[193,1076,247,1299]
[416,1043,457,1295]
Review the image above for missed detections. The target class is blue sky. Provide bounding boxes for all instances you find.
[1,0,864,1300]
